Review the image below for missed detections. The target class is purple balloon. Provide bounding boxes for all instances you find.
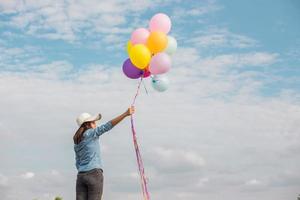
[122,58,143,79]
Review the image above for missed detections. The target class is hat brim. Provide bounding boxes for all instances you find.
[83,114,102,124]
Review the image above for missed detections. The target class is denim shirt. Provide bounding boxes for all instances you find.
[74,122,113,172]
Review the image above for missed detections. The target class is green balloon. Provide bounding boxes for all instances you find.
[165,36,177,55]
[151,75,170,92]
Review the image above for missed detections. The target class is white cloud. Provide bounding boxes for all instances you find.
[0,0,164,42]
[0,65,299,199]
[245,179,262,186]
[0,174,8,186]
[197,177,209,187]
[173,47,278,73]
[50,170,60,176]
[20,172,35,179]
[172,0,222,21]
[0,45,44,71]
[0,0,21,14]
[198,52,278,69]
[170,47,279,99]
[188,28,258,49]
[37,60,74,78]
[151,147,206,170]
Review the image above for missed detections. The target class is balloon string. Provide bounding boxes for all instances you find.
[131,77,143,106]
[130,76,150,200]
[142,79,149,95]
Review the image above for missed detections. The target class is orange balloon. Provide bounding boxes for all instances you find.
[146,31,168,54]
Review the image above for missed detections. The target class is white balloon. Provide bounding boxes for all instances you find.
[165,36,177,55]
[151,75,170,92]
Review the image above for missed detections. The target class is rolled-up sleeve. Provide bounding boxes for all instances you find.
[89,121,113,138]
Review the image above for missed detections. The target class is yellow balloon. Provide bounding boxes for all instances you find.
[129,44,151,69]
[147,31,168,54]
[126,40,132,54]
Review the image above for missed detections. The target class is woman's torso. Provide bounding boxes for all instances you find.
[74,129,103,172]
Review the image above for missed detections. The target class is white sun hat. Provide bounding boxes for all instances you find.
[76,113,102,127]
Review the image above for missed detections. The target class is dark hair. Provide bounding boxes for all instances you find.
[73,122,91,144]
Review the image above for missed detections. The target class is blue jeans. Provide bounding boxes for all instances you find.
[76,168,104,200]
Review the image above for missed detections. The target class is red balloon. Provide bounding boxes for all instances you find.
[143,68,151,78]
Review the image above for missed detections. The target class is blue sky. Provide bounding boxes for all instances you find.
[0,0,300,200]
[1,0,299,95]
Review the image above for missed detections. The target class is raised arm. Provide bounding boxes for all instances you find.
[88,106,135,138]
[110,106,135,127]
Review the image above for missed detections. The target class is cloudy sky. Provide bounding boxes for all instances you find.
[0,0,300,199]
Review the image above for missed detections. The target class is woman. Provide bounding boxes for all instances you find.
[73,106,135,200]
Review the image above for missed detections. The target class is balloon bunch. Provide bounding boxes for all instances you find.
[122,13,177,92]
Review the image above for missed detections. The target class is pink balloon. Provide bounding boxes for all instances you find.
[149,53,171,75]
[149,13,171,34]
[131,28,150,45]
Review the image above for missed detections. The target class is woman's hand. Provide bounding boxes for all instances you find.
[110,106,136,127]
[126,106,135,116]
